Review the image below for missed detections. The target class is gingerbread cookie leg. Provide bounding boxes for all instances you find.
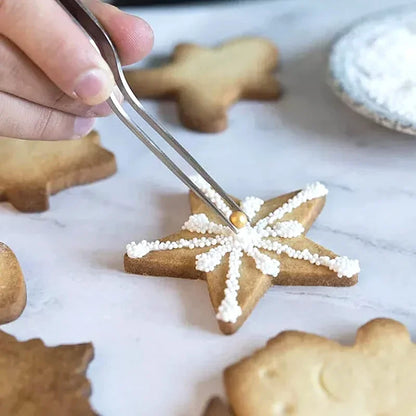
[0,243,26,324]
[178,89,232,133]
[241,75,281,100]
[203,397,233,416]
[6,182,50,212]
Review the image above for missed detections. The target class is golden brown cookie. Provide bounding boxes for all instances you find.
[0,330,96,416]
[0,131,116,212]
[225,318,416,416]
[0,243,26,324]
[125,177,359,335]
[125,37,280,133]
[203,397,233,416]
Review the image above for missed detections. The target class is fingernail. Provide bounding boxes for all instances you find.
[90,101,111,117]
[73,68,113,104]
[73,117,95,138]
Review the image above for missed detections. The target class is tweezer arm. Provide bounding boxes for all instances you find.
[57,0,245,232]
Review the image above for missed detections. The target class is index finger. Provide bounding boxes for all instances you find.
[85,0,154,66]
[0,0,113,105]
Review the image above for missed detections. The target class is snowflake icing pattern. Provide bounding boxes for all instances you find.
[127,176,360,324]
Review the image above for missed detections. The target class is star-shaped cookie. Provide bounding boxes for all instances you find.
[0,131,116,212]
[0,243,26,324]
[125,37,280,133]
[224,318,416,415]
[125,176,359,335]
[0,330,96,415]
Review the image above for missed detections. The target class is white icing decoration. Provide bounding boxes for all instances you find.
[263,220,305,239]
[190,175,232,217]
[255,182,328,229]
[126,240,151,258]
[196,245,231,272]
[182,214,229,235]
[247,247,280,277]
[126,176,360,323]
[240,196,264,220]
[216,249,243,323]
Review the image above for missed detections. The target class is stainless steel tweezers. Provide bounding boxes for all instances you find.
[57,0,246,232]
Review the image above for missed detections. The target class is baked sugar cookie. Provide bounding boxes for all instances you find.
[125,176,359,334]
[203,397,232,416]
[125,37,280,132]
[0,131,116,212]
[0,243,26,324]
[225,318,416,416]
[0,331,96,415]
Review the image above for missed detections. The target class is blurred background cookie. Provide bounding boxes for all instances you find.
[0,331,96,415]
[125,37,280,133]
[0,131,116,212]
[0,243,26,325]
[225,319,416,415]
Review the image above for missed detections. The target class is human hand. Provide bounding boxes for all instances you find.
[0,0,153,140]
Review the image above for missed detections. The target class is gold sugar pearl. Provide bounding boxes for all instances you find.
[230,211,248,229]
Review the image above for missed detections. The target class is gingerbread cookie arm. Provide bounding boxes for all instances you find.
[218,37,279,64]
[355,318,411,352]
[125,66,178,98]
[241,75,281,100]
[217,38,279,101]
[0,243,26,324]
[172,42,208,61]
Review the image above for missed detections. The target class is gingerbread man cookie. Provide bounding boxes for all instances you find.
[0,243,26,324]
[125,37,280,133]
[225,318,416,415]
[0,330,96,415]
[0,131,116,212]
[125,176,359,334]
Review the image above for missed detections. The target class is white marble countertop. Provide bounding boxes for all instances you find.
[2,0,416,414]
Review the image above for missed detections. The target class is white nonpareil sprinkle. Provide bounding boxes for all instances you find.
[332,10,416,124]
[216,249,243,323]
[353,25,416,121]
[126,176,360,324]
[190,175,232,217]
